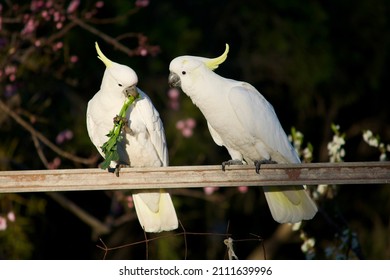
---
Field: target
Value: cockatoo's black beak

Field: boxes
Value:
[123,85,138,98]
[168,72,181,88]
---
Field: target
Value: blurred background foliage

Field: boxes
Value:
[0,0,389,259]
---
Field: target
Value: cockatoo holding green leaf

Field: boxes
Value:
[168,44,317,223]
[87,42,178,232]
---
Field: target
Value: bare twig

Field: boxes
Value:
[85,9,140,25]
[47,192,110,238]
[68,16,137,57]
[0,99,98,166]
[31,134,50,168]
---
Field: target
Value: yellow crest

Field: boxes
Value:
[95,42,113,68]
[205,44,229,70]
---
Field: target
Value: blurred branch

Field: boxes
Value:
[31,132,109,239]
[31,133,50,168]
[47,192,110,239]
[69,16,137,57]
[0,99,98,166]
[86,8,140,25]
[247,223,294,260]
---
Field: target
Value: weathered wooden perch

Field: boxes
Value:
[0,162,389,193]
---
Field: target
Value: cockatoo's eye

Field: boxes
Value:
[182,71,186,75]
[118,83,123,87]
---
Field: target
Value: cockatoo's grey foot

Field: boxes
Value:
[113,163,130,177]
[221,159,243,171]
[254,159,277,174]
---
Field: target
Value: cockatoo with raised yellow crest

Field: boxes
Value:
[87,42,178,232]
[168,44,317,223]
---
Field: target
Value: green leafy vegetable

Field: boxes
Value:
[100,89,140,169]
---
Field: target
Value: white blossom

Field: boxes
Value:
[303,147,312,161]
[327,134,346,162]
[291,221,302,231]
[368,137,379,147]
[363,130,373,143]
[317,184,328,195]
[301,238,316,253]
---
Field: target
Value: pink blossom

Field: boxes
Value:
[53,11,61,22]
[41,10,50,20]
[204,186,219,195]
[95,1,104,8]
[45,0,53,8]
[70,55,78,63]
[48,157,61,169]
[56,129,74,144]
[5,65,16,75]
[139,48,148,56]
[52,41,63,51]
[135,0,150,8]
[66,0,80,14]
[176,120,185,130]
[127,196,134,209]
[169,100,180,110]
[0,216,7,231]
[176,118,197,138]
[21,18,38,35]
[181,127,193,138]
[7,211,16,222]
[168,88,180,100]
[237,186,248,193]
[186,118,196,129]
[168,89,180,110]
[30,0,44,11]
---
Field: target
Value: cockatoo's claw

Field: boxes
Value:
[254,159,277,174]
[114,163,130,177]
[221,159,243,171]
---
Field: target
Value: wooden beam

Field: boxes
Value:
[0,162,389,193]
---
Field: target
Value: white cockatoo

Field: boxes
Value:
[168,44,317,223]
[87,42,178,232]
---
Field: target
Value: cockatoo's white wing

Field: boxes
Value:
[227,82,300,164]
[226,83,317,223]
[207,121,224,147]
[129,90,177,232]
[133,90,169,166]
[86,98,108,159]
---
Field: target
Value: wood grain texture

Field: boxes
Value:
[0,162,389,193]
